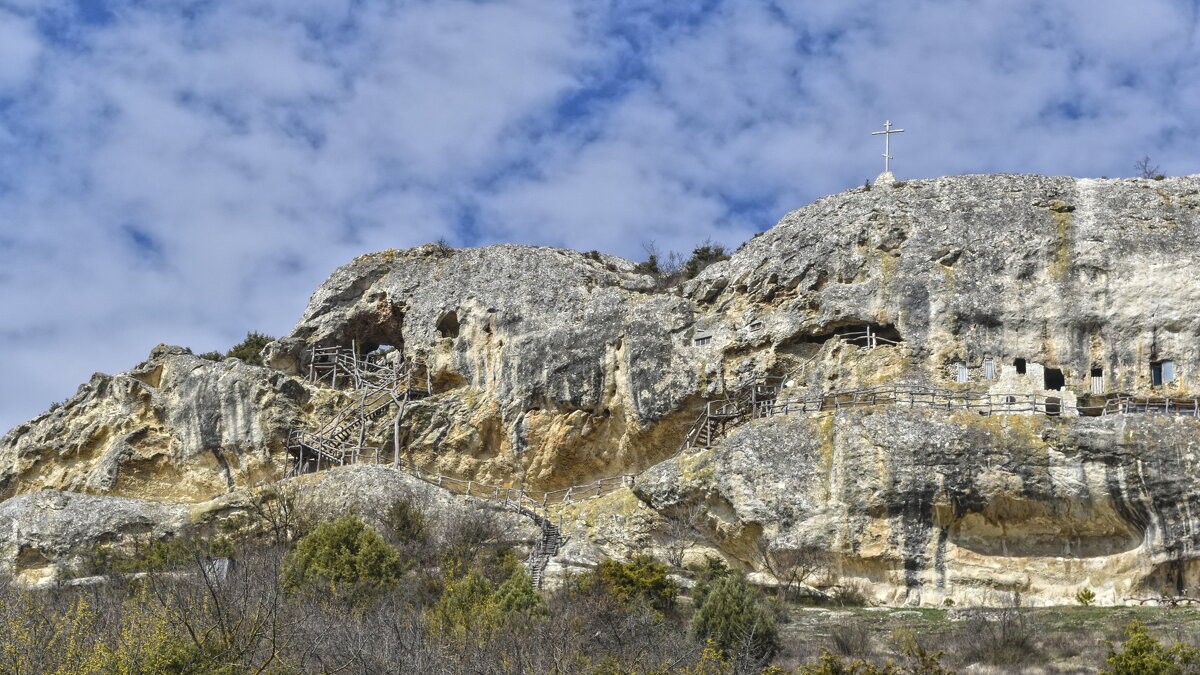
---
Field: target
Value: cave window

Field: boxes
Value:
[1090,367,1104,395]
[694,336,712,346]
[1044,367,1065,391]
[1014,358,1027,375]
[436,311,460,339]
[955,363,968,383]
[984,359,995,380]
[1152,360,1175,386]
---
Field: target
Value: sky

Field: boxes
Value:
[2,0,1199,432]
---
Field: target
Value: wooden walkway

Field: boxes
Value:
[287,338,1200,586]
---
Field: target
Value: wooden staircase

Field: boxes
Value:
[504,497,566,590]
[286,348,431,475]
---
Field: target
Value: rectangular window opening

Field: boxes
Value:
[984,359,995,380]
[1152,360,1175,386]
[955,363,968,383]
[1014,358,1027,375]
[694,336,712,346]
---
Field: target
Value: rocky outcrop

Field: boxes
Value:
[0,345,309,502]
[291,244,708,490]
[687,174,1200,394]
[636,407,1200,606]
[0,465,534,585]
[5,173,1200,605]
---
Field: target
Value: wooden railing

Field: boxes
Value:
[289,340,1200,512]
[755,387,1200,419]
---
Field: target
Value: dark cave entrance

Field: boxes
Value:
[1044,367,1065,391]
[436,311,461,339]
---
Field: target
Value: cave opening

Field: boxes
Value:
[1090,367,1104,394]
[436,311,461,339]
[1044,367,1065,391]
[1014,358,1027,375]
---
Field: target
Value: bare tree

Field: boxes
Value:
[1135,155,1162,179]
[753,536,832,601]
[661,502,707,568]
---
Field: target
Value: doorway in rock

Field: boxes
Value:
[1014,358,1027,375]
[1090,367,1104,395]
[1044,367,1065,391]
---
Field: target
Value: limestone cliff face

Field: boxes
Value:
[4,173,1200,605]
[636,408,1200,606]
[687,174,1200,393]
[0,345,308,502]
[289,244,707,489]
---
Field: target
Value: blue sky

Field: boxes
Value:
[2,0,1199,432]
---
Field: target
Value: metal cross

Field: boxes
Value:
[871,120,905,173]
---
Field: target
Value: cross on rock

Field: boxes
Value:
[871,120,905,174]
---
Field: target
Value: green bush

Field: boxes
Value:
[683,242,730,280]
[427,569,501,640]
[1103,621,1200,674]
[281,514,407,597]
[224,331,274,366]
[1075,587,1096,606]
[689,554,732,610]
[593,555,678,612]
[383,498,428,547]
[633,254,661,276]
[494,569,546,616]
[690,573,779,663]
[196,351,224,362]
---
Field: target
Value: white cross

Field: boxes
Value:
[871,120,905,173]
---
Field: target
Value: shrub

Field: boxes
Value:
[832,579,870,607]
[830,620,874,657]
[196,351,224,361]
[224,331,274,366]
[683,241,730,280]
[1076,587,1096,606]
[955,606,1037,668]
[690,554,732,610]
[797,646,955,674]
[633,254,661,276]
[1103,621,1200,674]
[280,514,407,597]
[594,555,678,612]
[494,569,546,616]
[383,498,427,548]
[427,569,502,640]
[690,574,779,664]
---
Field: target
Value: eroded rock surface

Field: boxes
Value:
[0,345,308,502]
[636,408,1200,606]
[0,465,534,585]
[5,173,1200,604]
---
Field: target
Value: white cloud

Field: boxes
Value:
[0,10,39,88]
[2,0,1200,431]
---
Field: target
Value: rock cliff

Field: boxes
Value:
[4,173,1200,605]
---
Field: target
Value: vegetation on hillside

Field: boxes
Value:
[3,492,1200,673]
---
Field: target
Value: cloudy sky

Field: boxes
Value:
[2,0,1198,432]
